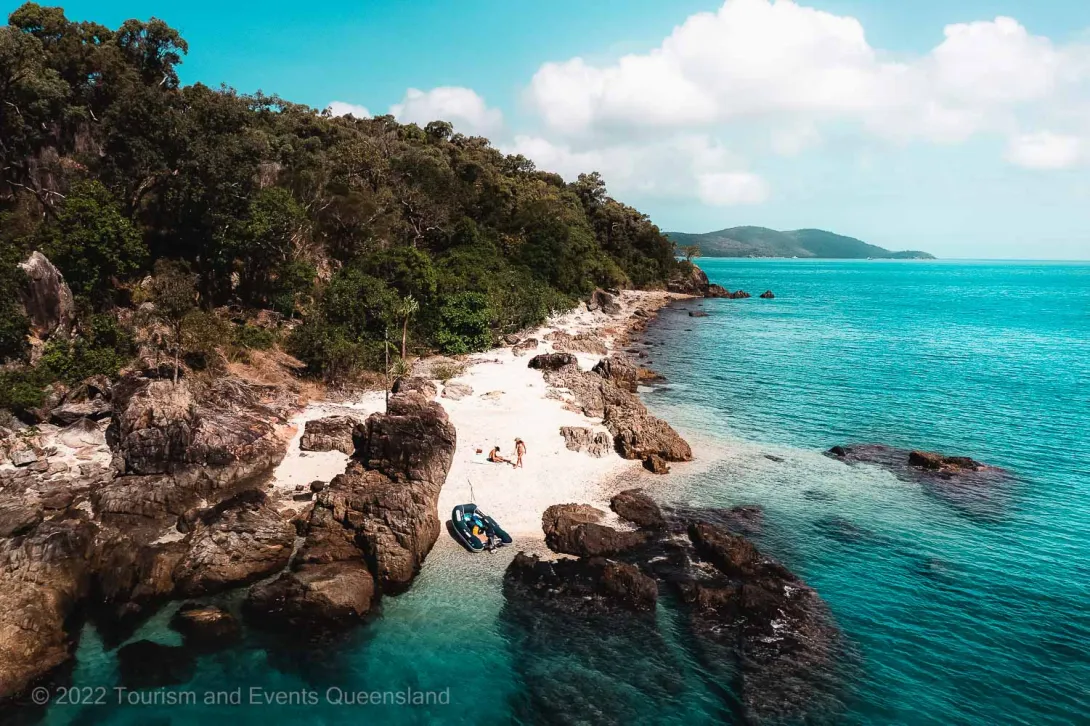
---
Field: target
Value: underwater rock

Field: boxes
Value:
[505,552,657,613]
[116,640,196,689]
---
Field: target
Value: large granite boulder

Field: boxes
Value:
[592,356,641,392]
[391,376,438,400]
[245,560,375,629]
[113,378,199,475]
[17,251,75,341]
[587,288,622,315]
[528,352,577,371]
[610,489,665,529]
[299,415,360,455]
[542,503,647,557]
[559,426,612,458]
[172,490,295,596]
[0,520,94,700]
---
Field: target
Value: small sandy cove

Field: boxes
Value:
[268,290,685,542]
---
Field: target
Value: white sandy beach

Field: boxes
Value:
[267,290,686,543]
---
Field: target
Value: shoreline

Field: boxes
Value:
[266,289,694,543]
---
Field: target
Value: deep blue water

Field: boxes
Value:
[27,259,1090,725]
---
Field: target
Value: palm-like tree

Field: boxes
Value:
[396,295,419,361]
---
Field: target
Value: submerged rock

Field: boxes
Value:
[505,553,657,613]
[246,561,375,630]
[759,290,775,299]
[116,640,196,689]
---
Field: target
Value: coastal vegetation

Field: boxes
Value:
[668,225,934,259]
[0,2,679,409]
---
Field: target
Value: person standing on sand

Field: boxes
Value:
[515,438,526,468]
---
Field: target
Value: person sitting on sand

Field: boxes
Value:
[514,438,526,468]
[487,446,510,464]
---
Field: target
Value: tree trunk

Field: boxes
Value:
[401,316,409,360]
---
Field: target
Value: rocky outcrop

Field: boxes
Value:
[505,553,657,613]
[592,356,640,392]
[543,359,691,463]
[391,376,438,399]
[610,489,665,528]
[247,392,456,630]
[172,491,295,596]
[587,288,622,315]
[245,560,375,629]
[643,454,670,474]
[559,426,612,458]
[440,382,473,400]
[826,444,1009,519]
[169,603,240,649]
[759,290,775,299]
[503,497,841,724]
[706,285,751,299]
[908,450,983,472]
[0,520,95,700]
[547,330,608,355]
[511,338,539,356]
[17,251,75,342]
[668,263,710,295]
[299,415,361,455]
[542,504,647,557]
[528,352,578,371]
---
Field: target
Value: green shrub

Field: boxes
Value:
[434,292,492,355]
[287,319,380,380]
[0,368,47,411]
[233,324,277,351]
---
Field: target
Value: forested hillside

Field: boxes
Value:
[0,3,679,410]
[669,226,934,259]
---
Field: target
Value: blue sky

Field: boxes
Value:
[9,0,1090,259]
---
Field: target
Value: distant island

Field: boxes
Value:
[668,226,935,260]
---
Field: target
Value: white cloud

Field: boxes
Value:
[1005,132,1085,169]
[326,101,371,118]
[524,0,1090,166]
[391,87,503,136]
[697,172,770,206]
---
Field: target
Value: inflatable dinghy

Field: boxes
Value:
[451,503,512,552]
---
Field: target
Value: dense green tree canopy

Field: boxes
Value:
[0,2,680,382]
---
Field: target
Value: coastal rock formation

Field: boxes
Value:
[528,352,577,371]
[505,491,841,724]
[171,491,295,596]
[246,560,375,629]
[610,488,664,528]
[169,603,240,648]
[592,355,640,392]
[0,520,95,700]
[559,426,612,458]
[542,359,691,463]
[705,286,751,299]
[247,392,456,630]
[667,263,710,295]
[17,252,75,342]
[542,503,647,557]
[116,640,196,689]
[299,415,361,455]
[505,553,657,613]
[826,443,1010,518]
[391,376,438,400]
[587,288,622,315]
[511,338,539,356]
[759,290,775,299]
[643,453,670,474]
[546,330,609,355]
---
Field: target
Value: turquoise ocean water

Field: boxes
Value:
[24,259,1090,725]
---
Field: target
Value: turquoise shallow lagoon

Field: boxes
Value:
[31,259,1090,725]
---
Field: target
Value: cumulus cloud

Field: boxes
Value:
[391,87,503,136]
[1005,132,1085,169]
[326,101,371,118]
[525,0,1090,167]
